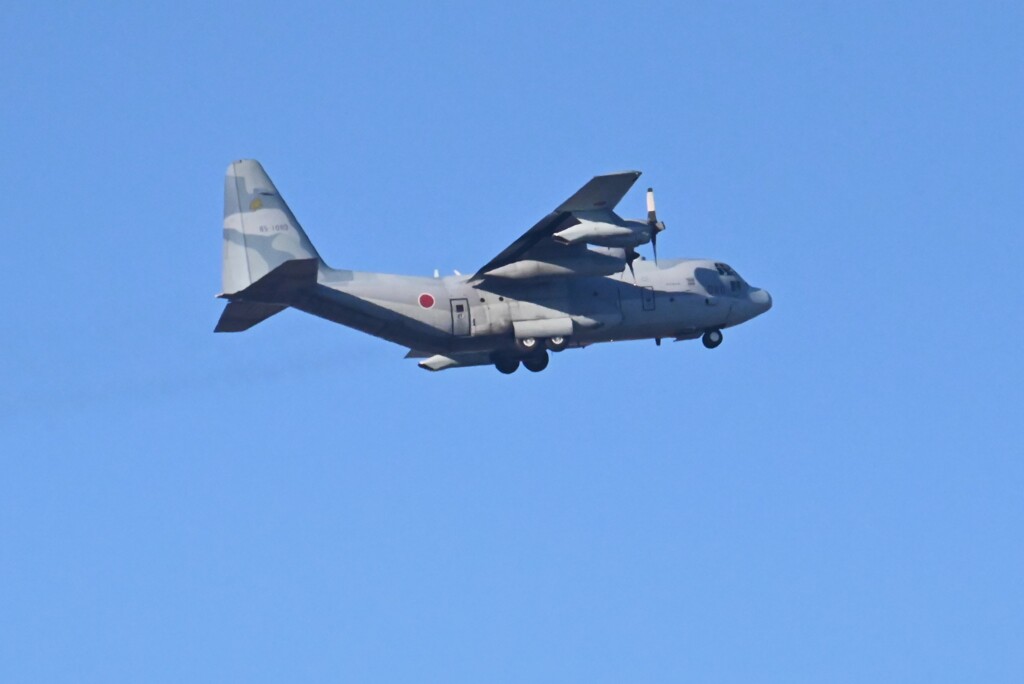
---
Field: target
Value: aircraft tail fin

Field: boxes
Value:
[222,159,323,296]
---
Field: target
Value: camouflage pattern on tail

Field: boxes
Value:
[221,159,322,295]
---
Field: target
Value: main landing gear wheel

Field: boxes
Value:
[516,337,539,353]
[522,351,550,373]
[702,329,723,349]
[546,336,568,352]
[494,357,520,374]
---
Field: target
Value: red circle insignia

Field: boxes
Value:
[418,293,435,309]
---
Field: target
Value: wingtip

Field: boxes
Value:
[595,170,642,178]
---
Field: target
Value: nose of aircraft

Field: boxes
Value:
[750,288,772,313]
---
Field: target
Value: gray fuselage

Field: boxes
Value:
[291,257,772,356]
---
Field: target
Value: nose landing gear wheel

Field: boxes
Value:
[546,336,568,352]
[522,351,550,373]
[494,357,520,374]
[702,329,723,349]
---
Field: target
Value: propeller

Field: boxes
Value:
[625,248,640,282]
[646,187,667,264]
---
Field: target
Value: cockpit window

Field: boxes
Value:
[715,262,747,290]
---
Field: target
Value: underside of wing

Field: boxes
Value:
[473,171,641,280]
[473,211,578,278]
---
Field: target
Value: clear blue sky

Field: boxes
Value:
[2,2,1022,681]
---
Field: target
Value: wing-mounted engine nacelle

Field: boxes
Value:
[553,217,653,250]
[554,187,668,262]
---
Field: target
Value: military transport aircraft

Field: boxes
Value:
[215,160,771,373]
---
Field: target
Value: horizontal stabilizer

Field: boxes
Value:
[214,258,319,332]
[224,258,319,304]
[215,302,287,332]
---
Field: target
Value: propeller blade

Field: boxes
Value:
[625,248,639,282]
[646,187,665,265]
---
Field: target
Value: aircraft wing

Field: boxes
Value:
[473,171,641,278]
[553,171,642,213]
